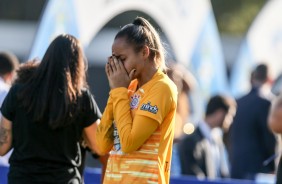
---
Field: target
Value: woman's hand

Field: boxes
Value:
[105,56,135,89]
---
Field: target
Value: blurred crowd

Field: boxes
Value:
[167,61,282,183]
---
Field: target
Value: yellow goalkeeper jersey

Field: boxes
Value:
[97,69,177,184]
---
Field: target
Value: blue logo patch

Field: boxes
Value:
[130,94,140,109]
[140,102,158,114]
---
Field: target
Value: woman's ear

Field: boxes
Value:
[142,45,150,59]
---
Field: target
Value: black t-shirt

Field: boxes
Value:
[0,84,102,184]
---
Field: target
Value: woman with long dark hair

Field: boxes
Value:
[0,34,102,184]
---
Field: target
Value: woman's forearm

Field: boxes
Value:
[96,97,115,155]
[0,117,12,156]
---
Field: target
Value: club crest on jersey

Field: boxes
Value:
[140,102,158,114]
[130,94,140,109]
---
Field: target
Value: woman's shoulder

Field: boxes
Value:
[80,88,92,97]
[154,73,177,92]
[79,88,96,104]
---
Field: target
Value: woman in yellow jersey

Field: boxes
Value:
[96,17,178,184]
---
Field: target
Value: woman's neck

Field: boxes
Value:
[137,65,158,88]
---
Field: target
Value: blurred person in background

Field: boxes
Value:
[178,95,236,179]
[229,63,277,180]
[0,51,19,166]
[96,17,178,184]
[0,34,105,184]
[167,62,195,143]
[167,62,196,177]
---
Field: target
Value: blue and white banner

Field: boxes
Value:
[189,11,229,97]
[230,0,282,98]
[188,3,229,119]
[29,0,80,60]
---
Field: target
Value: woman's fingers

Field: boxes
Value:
[118,60,129,75]
[105,63,110,76]
[106,55,131,89]
[110,57,118,72]
[105,57,113,76]
[111,57,127,76]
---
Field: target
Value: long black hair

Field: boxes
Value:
[18,34,87,129]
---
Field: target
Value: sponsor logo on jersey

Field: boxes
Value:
[140,102,158,114]
[130,94,140,109]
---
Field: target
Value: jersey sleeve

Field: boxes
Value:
[136,82,176,124]
[110,84,176,153]
[96,95,115,155]
[1,84,18,121]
